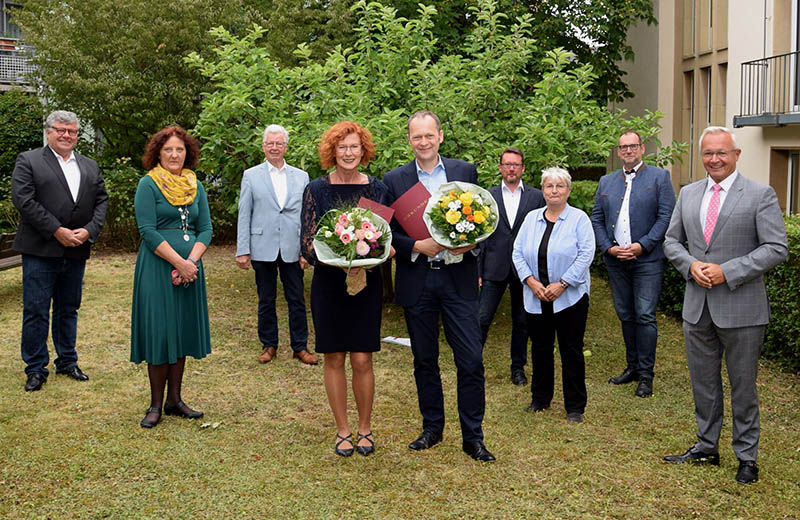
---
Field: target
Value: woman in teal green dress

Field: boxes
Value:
[131,126,212,429]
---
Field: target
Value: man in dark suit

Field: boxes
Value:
[663,126,787,484]
[384,110,494,462]
[11,110,108,392]
[591,130,675,398]
[478,147,544,386]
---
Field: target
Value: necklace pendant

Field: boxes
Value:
[183,234,190,242]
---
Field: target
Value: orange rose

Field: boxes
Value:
[462,205,472,215]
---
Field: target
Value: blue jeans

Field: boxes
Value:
[478,274,528,373]
[21,254,86,376]
[605,257,665,379]
[252,255,308,352]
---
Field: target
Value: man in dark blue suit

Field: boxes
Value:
[478,147,544,386]
[384,111,494,462]
[591,130,675,398]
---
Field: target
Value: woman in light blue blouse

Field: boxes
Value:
[512,167,595,423]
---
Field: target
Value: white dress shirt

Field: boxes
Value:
[614,161,641,247]
[268,160,288,210]
[700,170,738,228]
[501,180,524,228]
[50,147,80,202]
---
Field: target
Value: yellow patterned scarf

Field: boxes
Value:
[146,164,197,206]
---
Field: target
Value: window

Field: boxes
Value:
[1,1,23,39]
[790,152,800,215]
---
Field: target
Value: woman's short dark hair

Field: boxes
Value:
[142,126,201,170]
[318,121,376,170]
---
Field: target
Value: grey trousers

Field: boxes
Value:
[683,303,764,461]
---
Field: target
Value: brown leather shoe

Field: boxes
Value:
[292,349,318,365]
[258,347,277,363]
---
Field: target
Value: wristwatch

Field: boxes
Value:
[559,279,568,289]
[188,256,201,268]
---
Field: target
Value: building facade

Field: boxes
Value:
[616,0,800,215]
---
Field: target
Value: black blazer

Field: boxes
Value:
[11,146,108,259]
[478,184,544,281]
[384,157,480,307]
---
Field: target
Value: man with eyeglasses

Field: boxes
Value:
[662,126,787,484]
[236,124,315,366]
[477,147,544,386]
[11,110,108,392]
[591,130,675,398]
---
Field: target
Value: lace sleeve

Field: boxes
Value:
[300,182,318,265]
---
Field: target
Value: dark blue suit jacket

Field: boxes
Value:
[591,164,675,263]
[384,157,479,307]
[479,183,544,281]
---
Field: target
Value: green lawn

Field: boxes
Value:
[0,245,798,519]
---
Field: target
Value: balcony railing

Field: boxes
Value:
[734,50,800,127]
[0,39,34,87]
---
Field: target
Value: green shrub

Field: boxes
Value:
[764,215,800,370]
[98,158,144,251]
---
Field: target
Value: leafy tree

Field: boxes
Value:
[0,89,42,199]
[13,0,355,160]
[188,0,682,219]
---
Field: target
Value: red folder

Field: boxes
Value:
[357,197,395,224]
[389,181,431,240]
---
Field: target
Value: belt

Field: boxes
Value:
[428,260,445,270]
[157,227,196,232]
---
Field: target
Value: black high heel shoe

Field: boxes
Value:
[163,400,203,419]
[140,407,161,429]
[356,431,375,456]
[335,433,354,457]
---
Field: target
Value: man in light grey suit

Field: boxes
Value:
[663,126,788,484]
[236,125,316,365]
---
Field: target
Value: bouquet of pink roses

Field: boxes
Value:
[313,207,392,269]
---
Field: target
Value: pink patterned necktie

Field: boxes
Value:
[703,184,722,244]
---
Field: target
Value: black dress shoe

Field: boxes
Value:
[55,365,89,381]
[163,401,203,419]
[567,412,584,423]
[24,373,46,392]
[609,367,638,385]
[140,407,162,429]
[635,377,653,398]
[408,430,443,451]
[335,433,354,457]
[736,460,758,484]
[356,431,375,457]
[462,441,496,462]
[663,447,720,465]
[524,402,548,413]
[511,371,527,386]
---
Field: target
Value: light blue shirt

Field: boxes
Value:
[416,156,447,262]
[512,204,596,314]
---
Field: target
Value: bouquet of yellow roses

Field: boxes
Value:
[423,181,498,250]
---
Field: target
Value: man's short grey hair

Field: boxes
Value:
[541,166,572,189]
[45,110,79,129]
[699,126,738,150]
[263,124,289,144]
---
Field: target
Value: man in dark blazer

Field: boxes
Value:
[384,111,494,462]
[11,110,108,392]
[478,147,544,386]
[663,126,787,484]
[591,130,675,398]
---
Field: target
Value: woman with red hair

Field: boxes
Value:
[301,121,392,457]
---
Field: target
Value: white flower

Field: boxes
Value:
[364,230,374,240]
[473,195,483,205]
[324,230,333,238]
[448,200,462,211]
[449,232,456,239]
[467,222,475,232]
[455,221,466,233]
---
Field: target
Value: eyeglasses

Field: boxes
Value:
[337,144,362,153]
[500,162,523,168]
[617,144,641,151]
[50,127,78,137]
[702,150,736,159]
[542,183,568,191]
[264,141,286,148]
